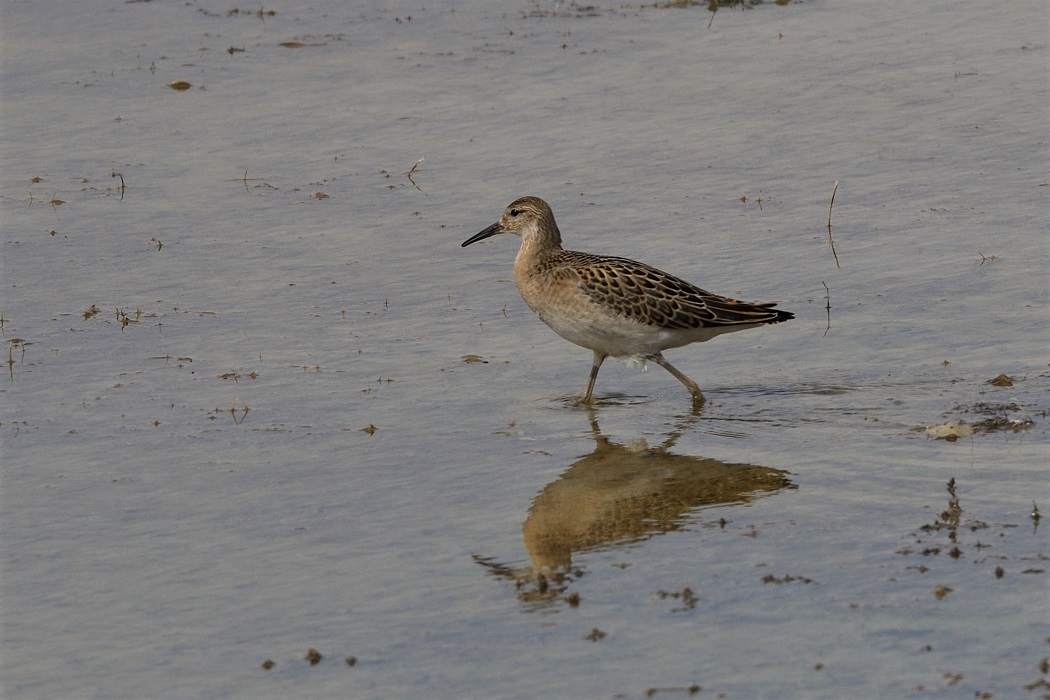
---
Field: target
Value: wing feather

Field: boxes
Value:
[561,252,793,330]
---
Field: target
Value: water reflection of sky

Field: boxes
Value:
[2,0,1047,697]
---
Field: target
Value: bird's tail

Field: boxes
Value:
[704,297,794,326]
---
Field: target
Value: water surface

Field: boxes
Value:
[1,0,1047,697]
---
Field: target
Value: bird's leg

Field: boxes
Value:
[580,351,608,404]
[648,353,705,404]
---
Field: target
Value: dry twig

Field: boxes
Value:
[826,181,840,268]
[405,156,426,193]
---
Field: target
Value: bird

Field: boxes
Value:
[462,196,793,405]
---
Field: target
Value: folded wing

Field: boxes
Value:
[569,254,793,330]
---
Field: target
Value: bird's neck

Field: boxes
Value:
[515,225,563,274]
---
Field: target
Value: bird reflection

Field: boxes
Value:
[475,412,793,607]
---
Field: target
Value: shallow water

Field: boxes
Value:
[2,0,1048,697]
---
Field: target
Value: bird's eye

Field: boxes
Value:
[509,208,520,217]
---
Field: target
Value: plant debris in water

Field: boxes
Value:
[924,400,1035,440]
[898,479,1044,572]
[987,373,1014,387]
[895,480,1047,691]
